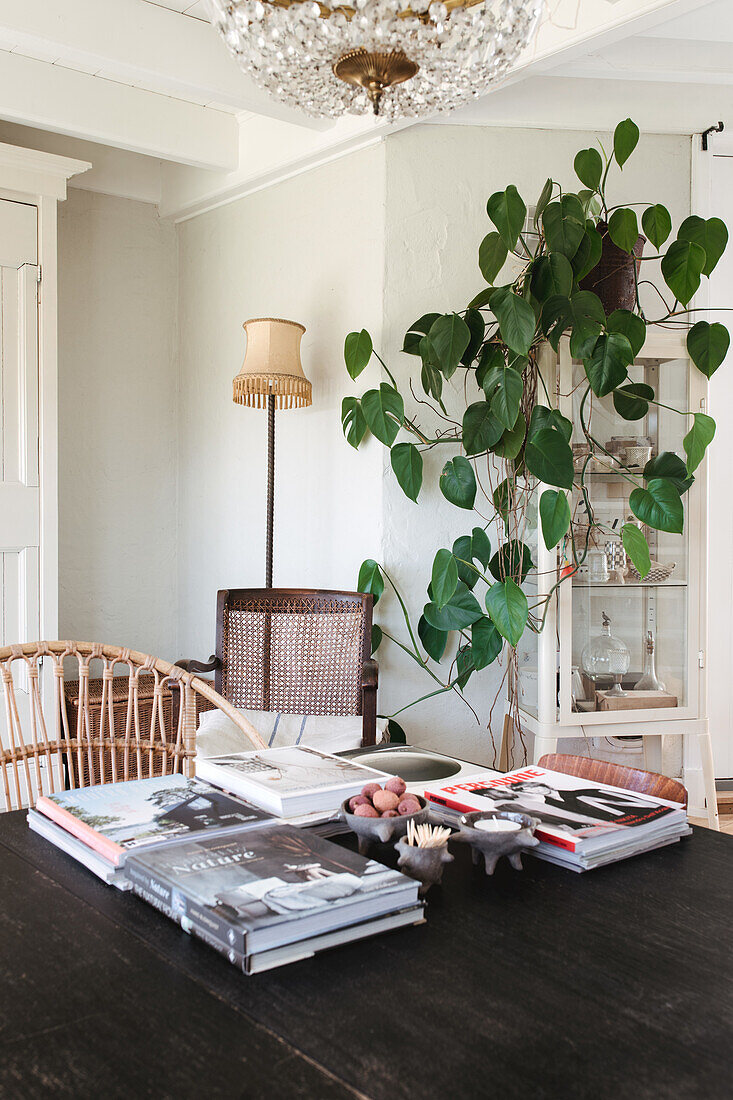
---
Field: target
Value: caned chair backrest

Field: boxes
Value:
[215,589,373,716]
[0,641,265,812]
[537,753,688,806]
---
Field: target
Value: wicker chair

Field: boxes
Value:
[537,753,688,806]
[178,589,378,746]
[0,641,266,813]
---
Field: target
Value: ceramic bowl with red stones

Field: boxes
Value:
[341,777,429,854]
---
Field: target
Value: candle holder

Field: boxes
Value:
[454,811,539,875]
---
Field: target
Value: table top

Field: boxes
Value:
[1,811,731,1100]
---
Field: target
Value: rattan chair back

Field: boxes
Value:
[0,641,266,812]
[537,753,688,806]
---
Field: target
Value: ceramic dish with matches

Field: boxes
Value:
[341,777,429,854]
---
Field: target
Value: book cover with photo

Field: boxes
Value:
[35,775,273,866]
[126,824,419,954]
[424,766,687,856]
[195,745,390,815]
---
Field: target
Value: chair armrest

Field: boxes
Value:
[361,659,379,746]
[175,654,221,675]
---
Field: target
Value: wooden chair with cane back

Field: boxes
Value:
[178,589,379,746]
[537,753,688,806]
[0,641,266,813]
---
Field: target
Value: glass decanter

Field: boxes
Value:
[581,611,630,697]
[634,630,665,692]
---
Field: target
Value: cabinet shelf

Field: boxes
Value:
[572,582,687,590]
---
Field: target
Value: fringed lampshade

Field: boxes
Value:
[233,317,312,410]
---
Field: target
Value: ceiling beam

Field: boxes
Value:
[0,51,238,169]
[0,0,326,130]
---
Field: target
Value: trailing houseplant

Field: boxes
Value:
[340,120,729,749]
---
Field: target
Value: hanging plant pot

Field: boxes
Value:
[580,220,645,315]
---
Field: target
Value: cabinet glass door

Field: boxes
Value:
[568,353,689,717]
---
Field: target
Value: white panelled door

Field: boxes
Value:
[0,198,40,653]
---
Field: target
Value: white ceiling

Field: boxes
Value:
[0,0,728,220]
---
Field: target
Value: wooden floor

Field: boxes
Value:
[690,813,733,834]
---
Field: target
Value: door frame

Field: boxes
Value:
[0,144,90,645]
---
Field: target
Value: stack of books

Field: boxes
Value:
[423,764,690,871]
[29,747,423,972]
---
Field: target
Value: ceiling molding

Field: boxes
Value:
[0,139,90,199]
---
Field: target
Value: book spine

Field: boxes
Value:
[182,921,247,973]
[35,796,124,865]
[125,860,247,954]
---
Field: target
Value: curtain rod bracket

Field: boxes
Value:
[702,121,724,151]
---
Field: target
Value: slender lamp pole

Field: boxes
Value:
[232,318,312,587]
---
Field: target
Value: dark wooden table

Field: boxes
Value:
[0,812,731,1100]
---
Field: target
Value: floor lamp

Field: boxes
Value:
[232,317,312,587]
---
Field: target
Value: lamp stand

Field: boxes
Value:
[265,393,275,588]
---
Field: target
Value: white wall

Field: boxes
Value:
[175,144,385,661]
[58,189,178,656]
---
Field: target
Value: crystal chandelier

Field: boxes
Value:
[207,0,545,121]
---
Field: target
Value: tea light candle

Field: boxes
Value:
[473,818,521,833]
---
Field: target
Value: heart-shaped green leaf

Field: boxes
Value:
[644,451,693,495]
[621,523,651,579]
[614,118,639,168]
[344,329,373,379]
[534,178,554,227]
[531,253,574,302]
[490,286,537,357]
[462,401,504,455]
[528,405,573,443]
[452,527,491,590]
[390,441,423,502]
[461,308,485,366]
[455,644,475,689]
[493,411,526,460]
[687,321,730,378]
[540,489,571,549]
[584,332,634,397]
[341,397,367,449]
[629,479,684,534]
[488,365,524,430]
[606,309,646,357]
[361,384,404,446]
[683,412,715,474]
[478,232,509,285]
[485,578,528,647]
[431,548,459,610]
[424,581,483,631]
[641,205,672,249]
[661,239,706,305]
[542,199,585,258]
[370,624,382,654]
[486,184,526,249]
[493,479,511,526]
[358,559,384,603]
[419,336,444,403]
[472,617,503,669]
[429,313,471,377]
[543,291,605,357]
[489,539,534,584]
[468,287,494,310]
[572,223,603,281]
[440,455,477,509]
[402,313,440,356]
[418,614,449,662]
[613,382,654,421]
[574,148,603,190]
[608,208,640,253]
[524,427,574,489]
[678,215,728,277]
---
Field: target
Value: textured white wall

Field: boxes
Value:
[377,124,691,765]
[58,189,178,656]
[175,144,385,662]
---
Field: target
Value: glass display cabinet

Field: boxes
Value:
[517,329,718,826]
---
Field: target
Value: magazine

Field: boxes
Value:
[195,745,390,815]
[35,775,272,867]
[423,765,687,863]
[126,823,419,954]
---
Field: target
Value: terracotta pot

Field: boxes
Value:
[580,220,645,315]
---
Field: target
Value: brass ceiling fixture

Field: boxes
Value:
[207,0,545,121]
